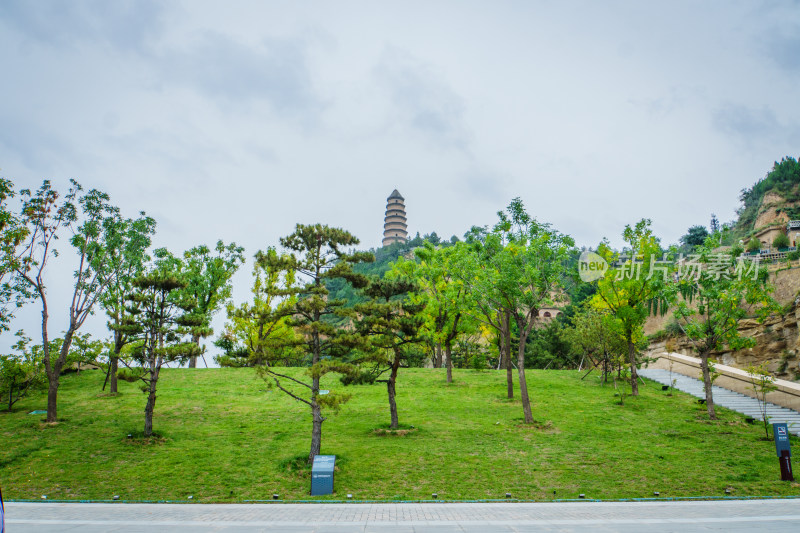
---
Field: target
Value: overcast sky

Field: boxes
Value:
[1,0,798,359]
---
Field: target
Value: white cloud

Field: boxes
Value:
[1,0,799,360]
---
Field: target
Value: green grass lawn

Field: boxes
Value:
[2,367,798,502]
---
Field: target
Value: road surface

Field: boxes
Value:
[6,499,800,532]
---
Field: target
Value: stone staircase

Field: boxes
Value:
[639,368,800,436]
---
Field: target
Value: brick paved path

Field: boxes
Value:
[7,499,800,532]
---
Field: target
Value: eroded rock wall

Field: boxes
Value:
[647,307,800,380]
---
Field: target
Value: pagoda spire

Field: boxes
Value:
[382,190,408,246]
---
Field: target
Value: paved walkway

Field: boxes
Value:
[6,499,800,532]
[639,368,800,436]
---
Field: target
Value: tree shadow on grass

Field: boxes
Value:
[513,419,559,433]
[123,430,168,446]
[372,425,419,437]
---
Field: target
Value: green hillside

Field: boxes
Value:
[2,368,798,502]
[735,156,800,235]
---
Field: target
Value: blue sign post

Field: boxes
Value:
[773,423,794,481]
[310,455,336,495]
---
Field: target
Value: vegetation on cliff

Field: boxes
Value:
[736,157,800,233]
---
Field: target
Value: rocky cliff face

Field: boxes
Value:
[645,265,800,333]
[754,191,791,229]
[645,265,800,381]
[647,304,800,381]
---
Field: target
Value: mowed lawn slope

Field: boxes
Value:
[1,367,798,501]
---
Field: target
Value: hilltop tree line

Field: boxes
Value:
[0,173,784,463]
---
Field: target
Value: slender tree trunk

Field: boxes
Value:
[43,325,78,423]
[434,343,443,368]
[495,335,502,370]
[308,305,324,464]
[144,377,157,438]
[503,312,513,399]
[445,342,453,383]
[517,366,534,423]
[45,338,73,423]
[102,364,111,391]
[45,370,59,422]
[627,333,639,397]
[108,333,123,393]
[309,399,323,463]
[387,359,400,429]
[188,334,200,368]
[699,352,717,420]
[143,360,161,437]
[517,318,534,424]
[110,355,119,394]
[39,295,60,423]
[444,315,460,384]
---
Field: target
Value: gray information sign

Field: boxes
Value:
[774,423,791,457]
[310,455,336,495]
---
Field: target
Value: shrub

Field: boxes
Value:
[469,351,488,371]
[746,238,761,253]
[117,367,145,383]
[665,320,683,337]
[773,233,790,250]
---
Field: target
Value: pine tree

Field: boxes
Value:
[124,268,202,437]
[257,224,372,463]
[350,277,426,429]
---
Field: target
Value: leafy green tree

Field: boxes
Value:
[257,224,372,463]
[100,214,156,393]
[592,219,667,397]
[125,267,203,437]
[0,178,32,332]
[67,332,107,374]
[494,205,574,423]
[16,180,121,423]
[524,319,571,369]
[222,247,302,367]
[563,306,626,383]
[671,240,777,419]
[393,242,476,382]
[459,226,515,398]
[680,225,709,249]
[423,232,441,245]
[0,331,45,410]
[710,214,720,234]
[465,199,574,423]
[212,329,251,367]
[180,240,245,368]
[349,277,426,429]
